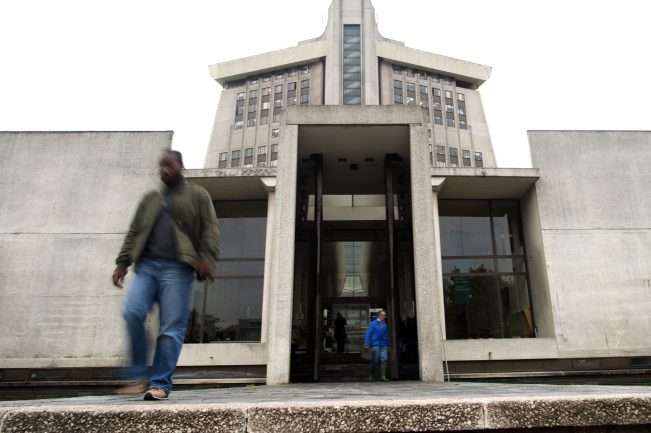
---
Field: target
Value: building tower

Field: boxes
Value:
[204,0,494,170]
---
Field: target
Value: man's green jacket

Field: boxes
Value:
[115,178,220,271]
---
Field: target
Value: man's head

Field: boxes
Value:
[159,150,184,185]
[378,310,387,322]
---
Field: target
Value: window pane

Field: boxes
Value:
[439,215,492,256]
[218,217,267,258]
[186,278,263,343]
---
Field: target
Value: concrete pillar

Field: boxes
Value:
[266,125,299,385]
[259,178,277,344]
[409,125,445,382]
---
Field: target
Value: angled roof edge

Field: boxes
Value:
[377,41,491,87]
[209,41,327,85]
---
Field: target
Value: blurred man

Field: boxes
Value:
[112,150,219,400]
[363,309,390,382]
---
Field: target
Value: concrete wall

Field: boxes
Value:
[0,131,170,368]
[529,130,651,358]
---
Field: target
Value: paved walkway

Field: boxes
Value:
[2,382,651,432]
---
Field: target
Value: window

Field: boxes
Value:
[249,90,257,99]
[248,103,257,113]
[420,85,428,94]
[257,146,267,165]
[235,106,244,115]
[263,75,271,82]
[432,88,441,97]
[249,78,258,85]
[343,25,362,104]
[474,152,483,168]
[406,96,415,105]
[237,92,245,101]
[302,65,311,74]
[449,147,458,165]
[392,64,403,74]
[443,76,454,85]
[431,75,440,83]
[185,201,267,343]
[288,69,297,77]
[288,82,296,91]
[436,145,446,163]
[247,118,256,127]
[275,72,284,80]
[261,101,270,110]
[447,118,455,127]
[460,120,467,129]
[407,83,416,92]
[301,79,310,89]
[287,96,296,106]
[458,107,465,116]
[218,152,228,168]
[439,200,532,340]
[274,99,282,108]
[231,150,241,167]
[434,115,443,125]
[462,150,471,166]
[244,147,254,167]
[275,85,283,94]
[271,128,280,139]
[445,90,452,99]
[234,120,243,130]
[262,87,271,96]
[446,104,454,113]
[270,144,278,166]
[394,94,403,104]
[393,80,403,90]
[433,101,441,110]
[273,113,280,123]
[300,94,309,104]
[457,93,465,101]
[260,116,269,125]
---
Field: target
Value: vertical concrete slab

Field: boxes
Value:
[0,131,170,368]
[260,178,277,344]
[266,125,298,384]
[409,125,445,381]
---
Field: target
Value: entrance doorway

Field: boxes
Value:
[290,139,417,382]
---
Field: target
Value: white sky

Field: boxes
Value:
[1,0,650,169]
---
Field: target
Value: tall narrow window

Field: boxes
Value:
[218,152,228,168]
[270,144,278,167]
[257,146,267,166]
[244,147,254,167]
[343,25,361,105]
[231,150,241,168]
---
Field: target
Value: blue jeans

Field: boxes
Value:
[371,346,388,366]
[123,258,195,394]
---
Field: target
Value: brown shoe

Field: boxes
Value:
[116,380,148,395]
[144,387,168,401]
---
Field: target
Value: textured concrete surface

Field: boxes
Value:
[0,131,170,370]
[1,382,651,432]
[528,131,651,359]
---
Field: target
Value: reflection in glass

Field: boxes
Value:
[443,275,533,339]
[321,241,387,297]
[442,258,494,274]
[440,200,533,340]
[186,211,266,343]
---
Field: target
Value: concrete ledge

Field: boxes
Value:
[2,382,651,433]
[0,406,246,433]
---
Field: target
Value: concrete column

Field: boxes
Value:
[409,125,445,382]
[266,125,299,385]
[431,177,448,376]
[259,178,277,344]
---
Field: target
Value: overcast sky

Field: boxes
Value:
[1,0,650,168]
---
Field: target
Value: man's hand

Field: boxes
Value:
[196,257,214,280]
[112,269,127,288]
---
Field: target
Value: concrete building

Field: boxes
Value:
[0,0,649,387]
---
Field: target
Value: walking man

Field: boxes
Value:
[112,150,220,400]
[363,309,390,381]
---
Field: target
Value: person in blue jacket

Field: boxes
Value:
[363,309,389,381]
